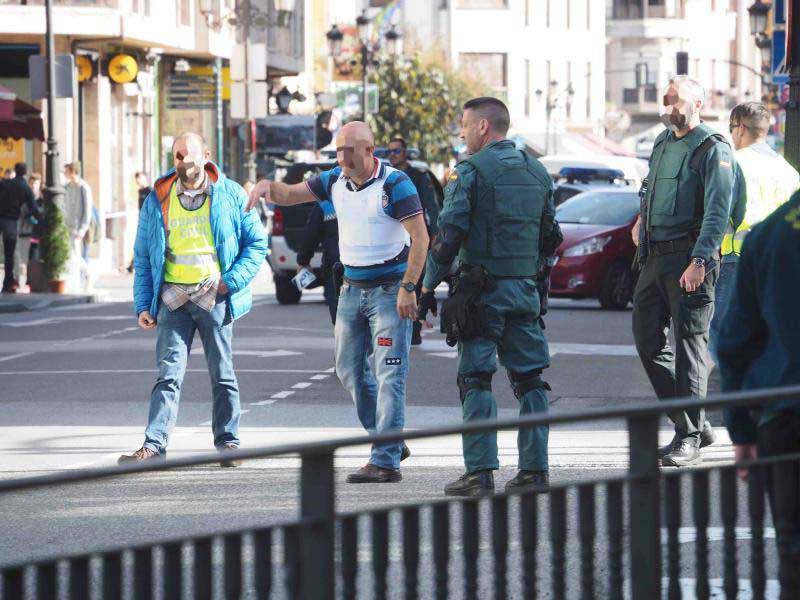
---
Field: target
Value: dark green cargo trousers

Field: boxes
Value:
[632,248,718,441]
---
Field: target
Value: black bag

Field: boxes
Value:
[440,265,497,347]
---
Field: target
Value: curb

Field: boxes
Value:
[0,294,98,314]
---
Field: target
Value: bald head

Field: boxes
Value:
[336,121,376,184]
[172,132,210,189]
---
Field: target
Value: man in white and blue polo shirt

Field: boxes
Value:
[249,121,429,483]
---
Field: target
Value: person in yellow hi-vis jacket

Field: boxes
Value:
[708,103,800,365]
[119,132,267,468]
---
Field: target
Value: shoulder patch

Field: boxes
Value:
[719,160,732,169]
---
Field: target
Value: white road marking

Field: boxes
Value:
[191,348,304,358]
[2,315,132,327]
[0,352,34,363]
[0,369,331,375]
[251,399,277,406]
[2,318,59,327]
[271,390,295,399]
[423,340,638,359]
[324,367,335,373]
[310,374,330,380]
[666,578,779,599]
[292,382,311,389]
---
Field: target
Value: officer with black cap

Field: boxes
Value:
[417,97,561,496]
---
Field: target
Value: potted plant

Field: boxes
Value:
[39,202,71,293]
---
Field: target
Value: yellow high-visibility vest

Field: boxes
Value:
[163,183,220,284]
[722,144,800,256]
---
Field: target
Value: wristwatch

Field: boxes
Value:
[691,257,706,268]
[401,281,417,293]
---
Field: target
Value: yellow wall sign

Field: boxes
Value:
[108,54,139,84]
[76,55,93,82]
[0,138,25,173]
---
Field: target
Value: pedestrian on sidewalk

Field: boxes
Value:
[127,171,154,273]
[0,162,36,293]
[717,189,800,597]
[631,76,736,467]
[249,121,428,483]
[387,137,440,346]
[417,97,559,496]
[17,172,44,287]
[119,132,267,467]
[708,102,799,364]
[63,162,93,291]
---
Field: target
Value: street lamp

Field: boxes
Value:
[747,0,771,36]
[325,14,402,122]
[755,32,772,66]
[326,24,344,56]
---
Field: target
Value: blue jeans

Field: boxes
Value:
[334,279,411,470]
[143,298,240,454]
[708,259,737,366]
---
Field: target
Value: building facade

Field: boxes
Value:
[607,0,763,154]
[0,0,303,277]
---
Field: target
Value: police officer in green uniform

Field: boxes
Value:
[417,97,560,496]
[632,76,736,467]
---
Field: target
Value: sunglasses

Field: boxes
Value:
[388,148,404,155]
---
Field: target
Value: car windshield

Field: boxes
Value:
[556,191,639,226]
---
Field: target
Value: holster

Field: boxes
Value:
[535,265,552,317]
[440,265,497,347]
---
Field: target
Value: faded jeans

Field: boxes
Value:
[334,279,411,470]
[143,297,240,454]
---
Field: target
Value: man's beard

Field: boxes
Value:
[177,162,203,185]
[661,105,693,132]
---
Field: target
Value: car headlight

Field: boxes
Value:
[562,236,612,257]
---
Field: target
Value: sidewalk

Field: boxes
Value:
[0,262,276,313]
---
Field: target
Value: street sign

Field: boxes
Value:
[28,54,75,100]
[772,30,789,85]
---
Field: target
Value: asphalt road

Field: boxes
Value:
[0,282,781,598]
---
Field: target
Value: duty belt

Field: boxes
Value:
[647,235,697,257]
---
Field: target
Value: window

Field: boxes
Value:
[612,0,643,19]
[456,0,507,7]
[178,0,191,26]
[525,59,531,117]
[459,53,507,95]
[566,61,572,118]
[586,62,591,119]
[132,0,150,14]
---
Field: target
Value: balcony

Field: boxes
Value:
[266,3,304,77]
[622,85,659,115]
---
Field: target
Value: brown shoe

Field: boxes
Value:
[219,444,241,468]
[118,447,163,464]
[346,463,402,483]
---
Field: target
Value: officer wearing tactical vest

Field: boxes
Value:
[708,102,800,365]
[418,97,560,496]
[631,76,736,467]
[120,132,267,467]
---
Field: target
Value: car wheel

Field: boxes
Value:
[275,274,302,305]
[599,262,633,310]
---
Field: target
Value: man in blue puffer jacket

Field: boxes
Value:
[119,132,267,467]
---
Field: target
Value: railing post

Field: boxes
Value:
[300,450,335,600]
[627,415,662,599]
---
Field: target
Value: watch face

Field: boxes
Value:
[402,282,416,292]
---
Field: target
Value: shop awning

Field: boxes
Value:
[0,84,45,142]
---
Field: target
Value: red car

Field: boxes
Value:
[549,188,640,310]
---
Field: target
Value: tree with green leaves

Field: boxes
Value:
[368,54,487,165]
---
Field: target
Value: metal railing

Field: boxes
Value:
[1,386,799,599]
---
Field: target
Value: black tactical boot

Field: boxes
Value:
[505,470,550,494]
[661,439,702,467]
[444,470,494,497]
[659,421,715,458]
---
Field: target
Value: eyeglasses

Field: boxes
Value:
[729,122,746,133]
[387,148,404,155]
